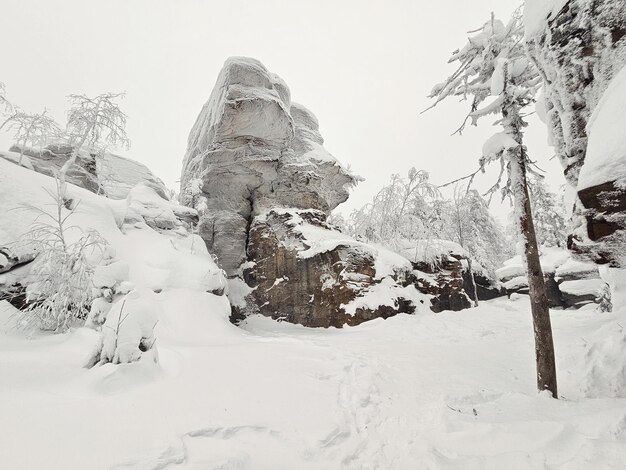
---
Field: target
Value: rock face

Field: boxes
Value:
[408,242,504,313]
[526,0,626,265]
[1,145,169,201]
[526,0,626,188]
[180,57,357,276]
[241,209,417,328]
[572,65,626,265]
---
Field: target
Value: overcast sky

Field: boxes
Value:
[1,0,562,222]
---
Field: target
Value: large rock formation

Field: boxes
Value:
[525,0,626,265]
[180,57,356,276]
[181,57,424,327]
[574,65,626,265]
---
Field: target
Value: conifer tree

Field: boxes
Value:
[427,10,558,397]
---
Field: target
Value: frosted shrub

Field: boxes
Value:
[18,179,107,332]
[97,288,159,365]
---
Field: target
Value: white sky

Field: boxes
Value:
[1,0,563,223]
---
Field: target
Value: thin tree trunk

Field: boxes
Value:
[500,64,558,398]
[466,258,479,307]
[510,136,558,398]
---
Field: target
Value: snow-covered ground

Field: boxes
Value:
[1,294,625,470]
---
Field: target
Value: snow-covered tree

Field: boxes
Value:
[348,168,439,245]
[528,175,567,248]
[19,179,107,332]
[427,10,558,398]
[61,92,130,191]
[448,189,511,305]
[1,109,61,165]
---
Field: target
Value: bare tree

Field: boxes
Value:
[60,92,130,191]
[1,109,61,165]
[426,10,558,397]
[348,168,439,244]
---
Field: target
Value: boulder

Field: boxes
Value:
[0,245,35,274]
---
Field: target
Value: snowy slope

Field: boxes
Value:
[0,158,224,294]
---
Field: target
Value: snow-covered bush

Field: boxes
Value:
[18,178,107,332]
[97,288,160,365]
[86,252,135,329]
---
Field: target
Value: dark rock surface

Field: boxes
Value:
[239,209,416,328]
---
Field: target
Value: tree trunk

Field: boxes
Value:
[511,146,558,398]
[466,258,479,307]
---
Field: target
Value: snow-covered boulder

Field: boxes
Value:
[125,183,198,231]
[240,209,421,327]
[180,57,358,276]
[98,288,160,365]
[496,247,607,309]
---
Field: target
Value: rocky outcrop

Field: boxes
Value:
[496,248,608,309]
[178,57,428,327]
[409,244,504,313]
[180,57,357,276]
[239,209,417,327]
[124,184,198,232]
[526,0,626,188]
[1,145,169,200]
[526,0,626,266]
[0,245,35,274]
[571,65,626,265]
